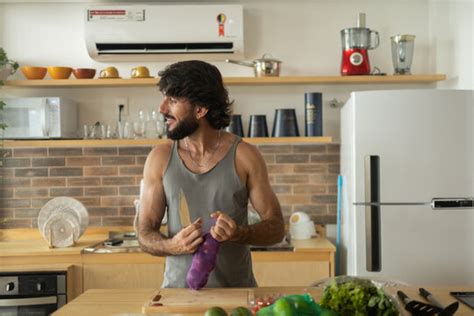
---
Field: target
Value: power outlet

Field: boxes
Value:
[115,97,129,119]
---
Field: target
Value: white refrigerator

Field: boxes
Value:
[340,89,474,285]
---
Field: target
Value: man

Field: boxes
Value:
[138,60,284,288]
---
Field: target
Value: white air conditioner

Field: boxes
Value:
[84,4,244,62]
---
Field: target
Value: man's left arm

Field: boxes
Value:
[210,142,285,245]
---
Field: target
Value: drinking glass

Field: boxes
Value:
[133,121,146,139]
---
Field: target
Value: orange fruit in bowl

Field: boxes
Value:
[21,66,47,80]
[47,66,73,79]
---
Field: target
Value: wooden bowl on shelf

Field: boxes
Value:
[47,66,73,79]
[73,68,96,79]
[21,66,47,80]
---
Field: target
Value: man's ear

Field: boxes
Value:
[195,105,209,119]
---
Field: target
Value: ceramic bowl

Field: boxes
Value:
[47,66,73,79]
[20,66,47,80]
[73,68,96,79]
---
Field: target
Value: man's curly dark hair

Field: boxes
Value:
[158,60,233,129]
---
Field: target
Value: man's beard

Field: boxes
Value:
[166,113,199,140]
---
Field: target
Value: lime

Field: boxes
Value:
[273,297,296,316]
[205,306,228,316]
[230,306,252,316]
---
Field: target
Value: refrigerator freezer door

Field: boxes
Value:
[343,89,474,285]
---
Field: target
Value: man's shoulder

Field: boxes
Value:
[147,140,174,165]
[236,139,263,165]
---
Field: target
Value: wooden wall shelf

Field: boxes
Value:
[3,136,333,148]
[4,75,446,88]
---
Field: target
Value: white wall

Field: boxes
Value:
[429,0,474,89]
[0,0,437,140]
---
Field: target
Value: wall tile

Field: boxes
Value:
[32,178,66,187]
[84,166,118,176]
[15,168,48,177]
[32,158,66,167]
[101,196,136,206]
[102,216,134,226]
[76,197,101,207]
[293,185,326,194]
[276,154,309,163]
[84,147,117,156]
[119,186,139,196]
[267,164,293,174]
[102,156,135,165]
[66,157,101,166]
[0,189,14,198]
[4,158,31,168]
[15,188,48,198]
[0,219,32,229]
[119,206,136,216]
[119,166,143,176]
[294,164,327,173]
[50,167,83,177]
[14,208,40,218]
[0,199,30,208]
[31,198,51,208]
[67,177,101,186]
[275,174,309,184]
[257,145,291,153]
[310,154,339,163]
[118,147,152,156]
[292,144,326,153]
[48,148,82,156]
[13,148,47,157]
[85,187,118,196]
[87,207,118,216]
[50,187,84,197]
[1,178,31,187]
[102,176,136,186]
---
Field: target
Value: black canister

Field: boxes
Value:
[272,108,299,137]
[248,115,269,137]
[304,92,323,136]
[225,114,244,137]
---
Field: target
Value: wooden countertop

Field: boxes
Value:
[52,286,474,316]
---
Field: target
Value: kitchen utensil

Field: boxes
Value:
[73,68,96,79]
[225,114,244,137]
[99,66,120,79]
[248,115,269,137]
[179,190,192,227]
[289,212,316,240]
[304,92,323,136]
[225,54,282,77]
[391,34,415,75]
[272,108,299,137]
[340,13,379,75]
[419,288,459,315]
[47,66,73,79]
[20,66,47,80]
[42,212,79,248]
[38,197,89,239]
[131,66,152,78]
[397,290,443,315]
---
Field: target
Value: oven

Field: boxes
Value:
[0,271,67,316]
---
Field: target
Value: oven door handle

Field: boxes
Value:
[0,296,57,307]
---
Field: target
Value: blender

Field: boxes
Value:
[340,13,379,75]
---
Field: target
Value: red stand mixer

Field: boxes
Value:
[340,13,379,75]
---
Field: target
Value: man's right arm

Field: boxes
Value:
[138,143,203,256]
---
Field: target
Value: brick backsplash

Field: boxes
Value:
[0,143,339,229]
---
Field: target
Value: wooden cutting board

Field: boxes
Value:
[142,288,250,314]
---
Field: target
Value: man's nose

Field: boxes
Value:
[159,99,167,113]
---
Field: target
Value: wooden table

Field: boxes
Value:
[53,286,474,316]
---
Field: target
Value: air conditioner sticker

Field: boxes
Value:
[88,9,145,22]
[217,14,226,37]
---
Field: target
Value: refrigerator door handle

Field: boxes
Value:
[364,155,381,272]
[354,202,428,206]
[431,198,474,209]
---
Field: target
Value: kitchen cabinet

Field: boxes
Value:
[251,238,335,287]
[83,263,164,290]
[4,74,446,88]
[82,253,165,291]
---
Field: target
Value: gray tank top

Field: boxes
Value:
[161,136,257,288]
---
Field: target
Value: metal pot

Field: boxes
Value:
[226,54,282,77]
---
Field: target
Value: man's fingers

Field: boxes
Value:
[181,218,202,236]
